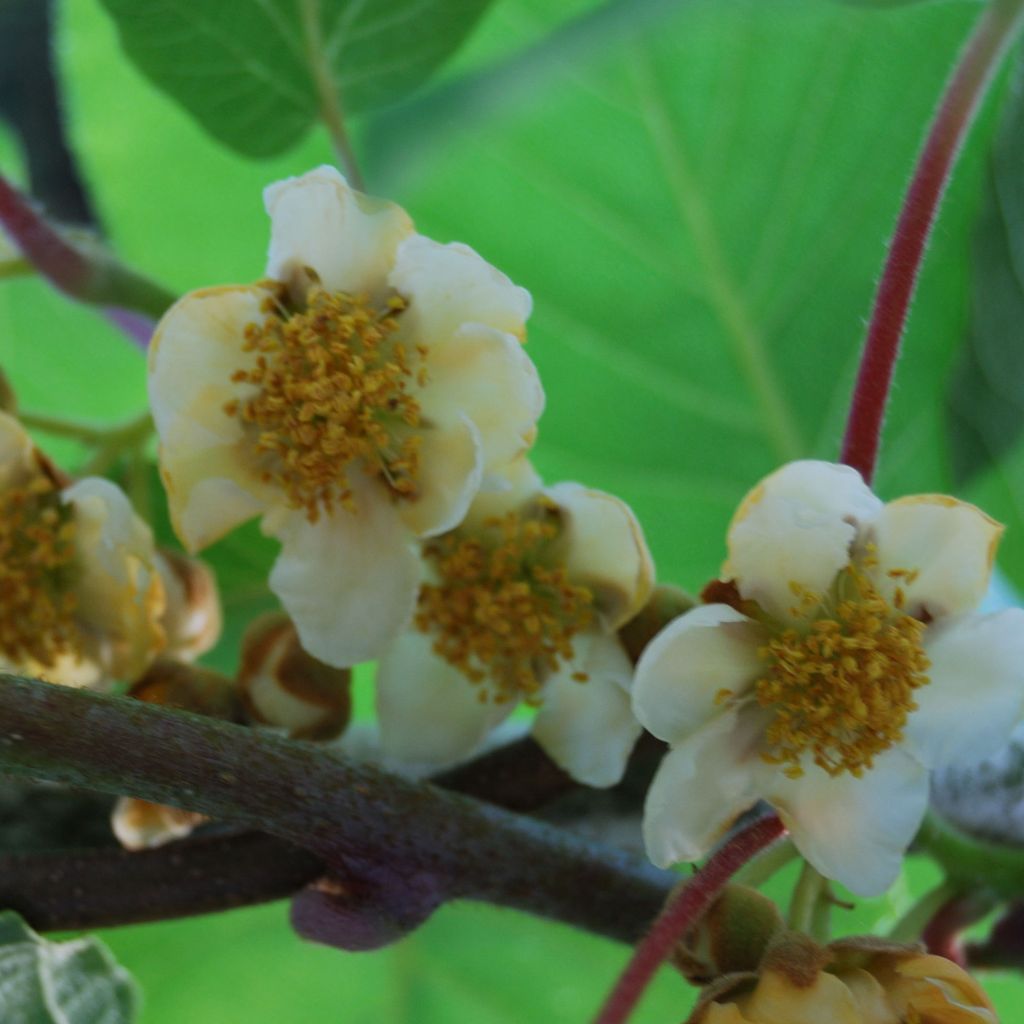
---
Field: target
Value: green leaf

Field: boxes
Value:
[947,61,1024,486]
[96,0,496,159]
[0,911,138,1023]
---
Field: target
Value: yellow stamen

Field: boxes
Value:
[755,566,930,778]
[415,500,595,702]
[225,278,422,520]
[0,471,79,667]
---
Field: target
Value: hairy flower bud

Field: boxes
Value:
[154,549,222,662]
[238,613,351,741]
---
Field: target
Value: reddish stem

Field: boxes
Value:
[840,0,1024,483]
[592,814,786,1024]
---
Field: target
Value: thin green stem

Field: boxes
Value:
[300,0,365,189]
[888,880,960,944]
[734,836,798,889]
[787,860,829,940]
[19,408,153,447]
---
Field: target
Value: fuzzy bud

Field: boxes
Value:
[238,613,351,741]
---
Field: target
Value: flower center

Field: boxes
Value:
[0,472,80,668]
[415,500,596,703]
[753,565,930,778]
[225,279,424,521]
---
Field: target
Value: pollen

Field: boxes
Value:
[225,278,423,521]
[415,500,596,703]
[755,565,930,778]
[0,471,80,668]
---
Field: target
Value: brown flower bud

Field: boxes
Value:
[111,796,207,851]
[689,933,998,1023]
[238,613,351,741]
[154,549,222,662]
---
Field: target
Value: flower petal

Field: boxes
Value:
[267,491,420,668]
[642,708,761,868]
[760,747,929,897]
[545,482,654,630]
[725,461,881,621]
[64,477,165,681]
[398,412,482,538]
[868,495,1002,620]
[390,234,532,342]
[905,610,1024,770]
[741,970,864,1024]
[633,605,766,744]
[375,628,513,768]
[418,324,544,472]
[531,633,641,787]
[149,285,276,549]
[264,166,412,296]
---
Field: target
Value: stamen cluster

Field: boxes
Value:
[415,501,595,702]
[225,281,424,520]
[0,471,79,668]
[754,566,929,778]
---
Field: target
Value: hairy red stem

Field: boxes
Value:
[592,814,786,1024]
[840,0,1024,483]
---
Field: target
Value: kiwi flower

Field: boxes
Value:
[0,412,164,687]
[634,460,1024,895]
[148,166,543,668]
[375,461,654,786]
[691,935,997,1023]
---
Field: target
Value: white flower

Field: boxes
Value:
[633,460,1024,896]
[375,460,654,786]
[148,166,544,669]
[0,412,165,686]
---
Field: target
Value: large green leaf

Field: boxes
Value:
[948,60,1024,485]
[96,0,496,158]
[0,912,137,1024]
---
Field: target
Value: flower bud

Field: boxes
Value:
[238,613,351,741]
[129,657,241,721]
[689,933,998,1023]
[111,796,206,851]
[154,549,222,662]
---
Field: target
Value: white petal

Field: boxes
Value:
[642,708,761,868]
[461,456,543,529]
[390,234,532,342]
[63,477,165,681]
[761,747,929,897]
[725,461,881,621]
[418,324,544,472]
[633,605,766,744]
[868,496,1002,620]
[398,413,482,538]
[375,628,513,768]
[264,166,412,296]
[531,633,641,788]
[148,286,276,549]
[906,610,1024,769]
[545,482,654,629]
[267,493,420,669]
[0,412,37,489]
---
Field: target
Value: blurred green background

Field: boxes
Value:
[2,0,1024,1019]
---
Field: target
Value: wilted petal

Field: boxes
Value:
[390,234,532,342]
[532,633,640,787]
[633,605,766,745]
[417,324,543,472]
[739,970,864,1024]
[642,708,761,868]
[725,461,881,621]
[906,610,1024,770]
[761,747,929,897]
[398,413,482,538]
[868,496,1002,620]
[267,493,420,669]
[264,166,412,297]
[376,628,513,768]
[64,477,165,682]
[546,482,654,630]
